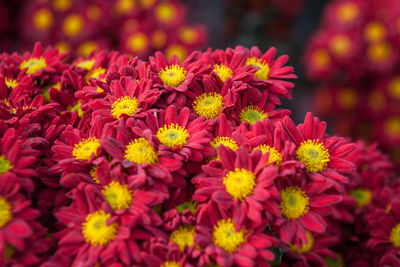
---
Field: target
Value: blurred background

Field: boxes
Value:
[3,0,400,165]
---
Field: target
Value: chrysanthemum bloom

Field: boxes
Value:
[238,46,297,105]
[367,194,400,266]
[282,113,355,192]
[0,175,45,263]
[88,77,161,124]
[149,51,210,106]
[193,146,279,227]
[53,185,158,265]
[144,105,213,163]
[281,231,340,267]
[323,0,365,30]
[274,176,343,245]
[195,202,278,267]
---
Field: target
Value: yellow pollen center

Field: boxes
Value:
[156,124,189,148]
[152,30,167,49]
[296,139,330,173]
[170,225,195,252]
[115,0,135,14]
[337,87,357,109]
[388,76,400,99]
[175,200,198,213]
[213,64,233,83]
[86,67,106,80]
[111,96,138,120]
[87,5,101,21]
[178,26,197,44]
[0,196,12,228]
[311,49,331,69]
[20,57,47,75]
[166,44,187,62]
[63,14,84,37]
[102,181,133,210]
[329,34,351,57]
[127,33,148,53]
[280,187,309,219]
[390,223,400,248]
[124,138,158,165]
[53,0,72,11]
[90,166,100,184]
[253,145,282,167]
[223,169,256,200]
[77,41,99,57]
[210,137,238,161]
[75,59,95,70]
[82,210,118,246]
[367,43,391,63]
[289,231,314,254]
[155,3,176,23]
[240,105,268,124]
[384,117,400,138]
[364,22,386,43]
[0,155,13,176]
[72,137,100,161]
[245,57,270,80]
[4,78,18,89]
[212,218,246,254]
[193,92,224,119]
[161,262,180,267]
[158,65,187,88]
[336,2,359,23]
[350,188,372,208]
[68,100,83,118]
[33,8,53,31]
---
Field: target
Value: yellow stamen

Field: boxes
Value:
[367,42,391,63]
[126,33,148,53]
[253,145,282,167]
[336,2,359,23]
[240,105,268,124]
[166,44,187,62]
[350,188,372,208]
[33,8,53,31]
[63,14,84,37]
[296,139,330,173]
[4,78,18,89]
[280,187,309,219]
[115,0,135,14]
[384,117,400,138]
[90,166,100,184]
[53,0,72,11]
[156,124,189,148]
[193,92,224,119]
[329,34,351,57]
[68,100,83,118]
[158,65,187,88]
[0,155,13,176]
[86,67,106,80]
[161,262,180,267]
[212,218,246,253]
[124,138,158,165]
[102,181,132,210]
[170,225,195,252]
[364,22,386,43]
[388,76,400,99]
[111,96,138,120]
[20,57,47,75]
[337,87,357,109]
[175,200,198,213]
[213,64,233,83]
[155,2,176,23]
[75,59,95,70]
[178,26,197,45]
[77,41,99,58]
[289,231,314,254]
[82,210,118,246]
[0,196,12,228]
[311,49,331,70]
[210,137,238,161]
[245,57,270,80]
[72,137,100,161]
[152,30,167,49]
[390,223,400,248]
[223,169,256,200]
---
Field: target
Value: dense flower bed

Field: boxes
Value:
[0,42,398,266]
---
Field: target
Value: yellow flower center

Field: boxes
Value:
[111,96,138,120]
[156,124,189,148]
[5,78,18,89]
[90,166,100,184]
[388,76,400,99]
[152,30,167,49]
[296,139,330,173]
[390,223,400,248]
[384,117,400,138]
[329,34,351,57]
[364,22,386,43]
[68,100,83,118]
[367,42,391,63]
[280,187,309,219]
[166,44,187,62]
[102,181,133,210]
[82,210,118,246]
[77,41,99,57]
[87,5,101,21]
[210,136,238,161]
[86,67,106,80]
[212,218,246,254]
[54,42,70,54]
[253,145,282,167]
[20,57,47,75]
[72,137,100,161]
[0,196,12,228]
[223,169,256,200]
[175,200,198,213]
[4,244,15,259]
[368,90,385,111]
[178,26,197,44]
[311,48,331,70]
[213,64,233,83]
[53,0,72,11]
[289,231,314,254]
[161,262,180,267]
[170,225,195,252]
[155,2,176,23]
[350,188,372,208]
[336,2,359,23]
[240,105,268,124]
[63,14,84,37]
[193,92,224,119]
[245,57,270,80]
[75,59,95,70]
[33,8,53,31]
[337,87,357,109]
[0,155,13,176]
[124,138,158,165]
[126,32,148,53]
[158,65,187,88]
[115,0,136,14]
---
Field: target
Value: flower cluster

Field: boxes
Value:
[304,0,400,166]
[2,0,206,60]
[1,41,397,266]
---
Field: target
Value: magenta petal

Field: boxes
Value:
[5,219,33,238]
[300,212,325,233]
